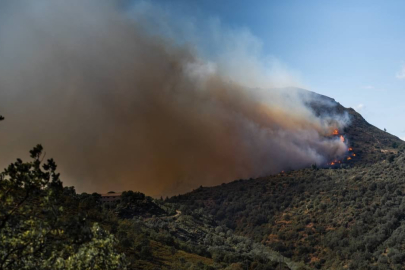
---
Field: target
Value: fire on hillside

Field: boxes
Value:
[326,129,355,166]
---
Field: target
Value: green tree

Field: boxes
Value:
[120,191,145,205]
[0,144,126,270]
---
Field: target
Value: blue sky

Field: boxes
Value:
[150,0,405,139]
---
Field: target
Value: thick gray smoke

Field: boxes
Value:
[0,0,348,196]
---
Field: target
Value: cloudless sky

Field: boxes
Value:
[151,0,405,139]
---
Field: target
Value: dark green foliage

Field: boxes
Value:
[0,146,126,270]
[169,149,405,269]
[311,164,318,170]
[117,191,166,219]
[121,190,146,203]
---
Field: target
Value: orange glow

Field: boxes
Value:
[348,147,353,151]
[333,129,339,135]
[340,135,345,142]
[352,153,356,157]
[331,162,335,165]
[347,157,352,160]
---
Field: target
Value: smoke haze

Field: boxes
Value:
[0,0,348,196]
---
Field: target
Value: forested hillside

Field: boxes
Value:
[172,145,405,269]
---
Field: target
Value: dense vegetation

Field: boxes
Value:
[0,145,125,270]
[0,144,295,269]
[171,144,405,269]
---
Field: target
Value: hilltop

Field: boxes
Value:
[305,89,403,166]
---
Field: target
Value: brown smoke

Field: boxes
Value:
[0,0,348,196]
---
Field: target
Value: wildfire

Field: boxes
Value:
[328,159,341,166]
[325,130,356,166]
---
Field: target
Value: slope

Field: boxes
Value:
[169,91,405,269]
[171,147,405,269]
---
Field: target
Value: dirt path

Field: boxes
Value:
[158,209,181,220]
[173,210,181,217]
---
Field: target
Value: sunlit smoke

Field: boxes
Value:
[0,0,348,196]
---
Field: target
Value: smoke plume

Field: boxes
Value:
[0,0,348,196]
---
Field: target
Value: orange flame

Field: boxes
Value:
[347,157,352,160]
[333,129,339,135]
[352,153,356,157]
[331,162,335,165]
[348,147,353,151]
